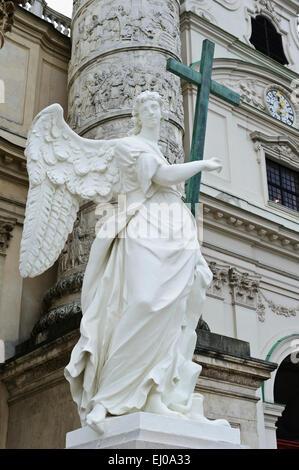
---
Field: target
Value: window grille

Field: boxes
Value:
[266,159,299,212]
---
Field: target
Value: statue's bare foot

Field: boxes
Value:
[86,404,107,434]
[145,392,184,418]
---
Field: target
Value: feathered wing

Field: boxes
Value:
[20,103,120,278]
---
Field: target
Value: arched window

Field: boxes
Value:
[274,354,299,447]
[250,15,288,65]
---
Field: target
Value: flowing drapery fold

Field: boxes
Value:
[64,136,212,423]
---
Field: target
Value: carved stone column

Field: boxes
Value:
[31,0,185,342]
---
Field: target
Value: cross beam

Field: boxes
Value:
[167,39,240,216]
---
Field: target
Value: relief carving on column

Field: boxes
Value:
[70,0,181,75]
[58,205,96,279]
[68,54,184,134]
[28,0,184,343]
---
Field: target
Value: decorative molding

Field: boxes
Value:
[0,0,26,48]
[215,77,266,111]
[69,0,181,80]
[203,202,299,257]
[207,261,228,300]
[42,271,84,311]
[0,139,28,185]
[180,0,217,25]
[21,0,71,36]
[228,267,260,310]
[31,301,82,339]
[68,54,184,135]
[213,0,241,11]
[0,329,80,400]
[0,217,16,254]
[253,0,282,26]
[180,9,297,83]
[256,297,266,322]
[258,291,299,322]
[207,261,298,322]
[58,211,95,278]
[250,131,299,169]
[207,262,260,309]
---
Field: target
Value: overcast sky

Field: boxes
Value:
[47,0,73,18]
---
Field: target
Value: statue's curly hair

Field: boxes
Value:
[130,91,168,135]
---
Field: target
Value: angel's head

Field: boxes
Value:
[131,91,168,135]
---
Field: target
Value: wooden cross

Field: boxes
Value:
[167,39,240,216]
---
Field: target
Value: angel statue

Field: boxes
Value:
[19,90,229,434]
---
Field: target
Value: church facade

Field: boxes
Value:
[0,0,298,449]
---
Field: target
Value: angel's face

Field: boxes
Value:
[138,99,162,129]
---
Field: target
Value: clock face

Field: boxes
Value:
[266,90,294,126]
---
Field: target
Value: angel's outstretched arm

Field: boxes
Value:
[152,157,222,187]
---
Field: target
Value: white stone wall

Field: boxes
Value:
[180,0,299,73]
[181,0,299,448]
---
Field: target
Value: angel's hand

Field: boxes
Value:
[203,157,223,173]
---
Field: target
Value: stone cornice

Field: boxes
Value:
[11,5,71,61]
[0,329,80,401]
[194,350,277,391]
[250,131,299,169]
[0,134,28,185]
[201,195,299,260]
[180,10,298,81]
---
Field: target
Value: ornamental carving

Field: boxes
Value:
[58,211,96,277]
[0,218,15,254]
[257,291,299,322]
[70,0,181,74]
[216,77,266,111]
[203,201,299,254]
[250,132,299,169]
[207,261,228,299]
[43,271,84,312]
[206,262,298,322]
[68,55,184,133]
[0,1,26,49]
[73,0,87,17]
[253,0,281,25]
[228,267,260,309]
[32,301,82,339]
[213,0,241,11]
[180,0,217,25]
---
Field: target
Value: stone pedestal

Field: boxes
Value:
[65,412,243,449]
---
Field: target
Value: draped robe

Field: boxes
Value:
[64,135,213,424]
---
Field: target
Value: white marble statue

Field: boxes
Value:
[20,91,228,433]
